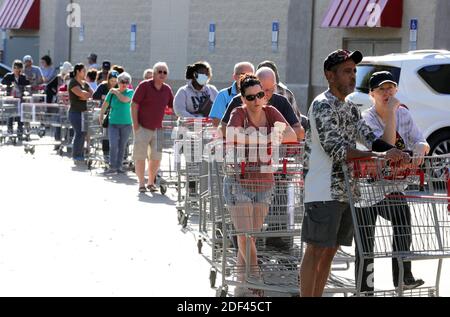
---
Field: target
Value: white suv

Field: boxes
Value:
[347,50,450,156]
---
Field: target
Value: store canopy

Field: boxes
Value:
[0,0,40,30]
[321,0,403,28]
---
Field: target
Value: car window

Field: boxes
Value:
[356,65,401,94]
[0,66,9,78]
[418,64,450,94]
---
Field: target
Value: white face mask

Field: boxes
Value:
[195,73,209,86]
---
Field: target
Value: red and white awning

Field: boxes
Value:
[0,0,40,30]
[321,0,403,28]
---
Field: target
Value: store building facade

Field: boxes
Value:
[1,0,449,113]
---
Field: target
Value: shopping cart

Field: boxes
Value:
[214,142,304,297]
[175,117,217,228]
[344,155,450,297]
[21,94,47,139]
[0,97,21,145]
[20,102,65,154]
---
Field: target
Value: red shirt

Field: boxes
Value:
[132,80,174,130]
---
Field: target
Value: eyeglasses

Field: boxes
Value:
[158,70,168,75]
[243,91,265,102]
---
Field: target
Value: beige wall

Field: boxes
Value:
[311,0,438,91]
[38,0,57,59]
[150,0,190,82]
[187,0,290,90]
[69,0,152,83]
[3,0,447,103]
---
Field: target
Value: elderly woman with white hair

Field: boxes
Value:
[143,68,153,80]
[99,72,134,174]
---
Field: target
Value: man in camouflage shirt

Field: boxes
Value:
[299,49,407,297]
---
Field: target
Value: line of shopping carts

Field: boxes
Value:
[3,93,450,297]
[172,118,450,297]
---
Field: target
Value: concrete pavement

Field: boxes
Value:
[1,141,449,297]
[0,143,216,296]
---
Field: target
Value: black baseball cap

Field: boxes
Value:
[324,49,363,71]
[369,71,398,91]
[87,53,97,61]
[102,61,111,71]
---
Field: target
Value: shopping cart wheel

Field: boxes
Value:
[38,130,45,138]
[216,286,228,297]
[177,210,183,224]
[181,214,188,228]
[11,137,17,145]
[160,185,167,195]
[209,269,217,288]
[30,146,35,155]
[197,239,203,254]
[87,160,93,170]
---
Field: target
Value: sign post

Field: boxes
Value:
[130,24,137,52]
[409,19,418,51]
[79,24,85,42]
[272,21,279,53]
[209,23,216,53]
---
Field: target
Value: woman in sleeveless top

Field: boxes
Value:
[224,75,296,296]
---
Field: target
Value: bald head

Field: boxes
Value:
[234,62,254,76]
[233,62,255,89]
[256,67,277,100]
[256,67,276,81]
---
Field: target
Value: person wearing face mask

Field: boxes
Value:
[174,61,218,118]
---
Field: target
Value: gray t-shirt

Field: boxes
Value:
[23,65,43,87]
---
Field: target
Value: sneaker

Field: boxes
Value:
[395,277,425,290]
[117,168,126,174]
[403,277,425,290]
[104,168,117,175]
[265,237,291,251]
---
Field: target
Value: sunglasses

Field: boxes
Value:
[119,81,129,85]
[158,70,168,75]
[243,91,265,102]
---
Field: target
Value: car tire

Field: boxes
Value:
[429,131,450,156]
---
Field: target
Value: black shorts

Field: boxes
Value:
[301,201,353,248]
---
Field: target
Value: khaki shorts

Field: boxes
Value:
[133,127,162,161]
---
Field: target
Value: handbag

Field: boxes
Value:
[102,94,114,128]
[102,107,110,128]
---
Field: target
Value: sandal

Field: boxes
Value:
[139,186,147,193]
[147,184,158,192]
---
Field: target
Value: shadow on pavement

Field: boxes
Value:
[99,173,139,187]
[70,163,90,173]
[138,192,176,206]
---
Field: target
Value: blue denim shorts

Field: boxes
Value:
[223,176,273,206]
